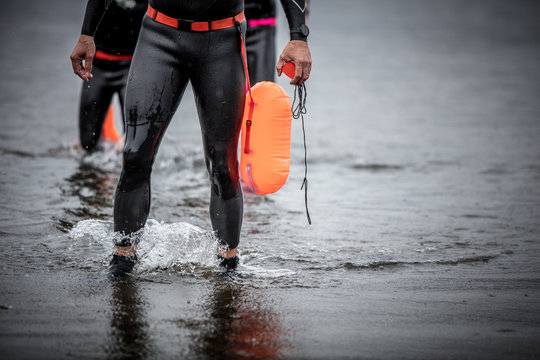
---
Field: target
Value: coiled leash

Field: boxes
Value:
[292,83,311,225]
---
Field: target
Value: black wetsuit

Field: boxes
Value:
[245,0,276,85]
[81,0,308,250]
[79,0,146,152]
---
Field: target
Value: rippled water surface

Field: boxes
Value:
[1,0,540,358]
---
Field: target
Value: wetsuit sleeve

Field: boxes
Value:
[279,0,308,41]
[81,0,112,37]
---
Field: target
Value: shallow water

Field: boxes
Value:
[1,0,540,358]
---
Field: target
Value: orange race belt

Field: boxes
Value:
[147,4,245,31]
[94,50,133,61]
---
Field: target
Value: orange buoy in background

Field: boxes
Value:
[101,105,120,142]
[240,81,292,195]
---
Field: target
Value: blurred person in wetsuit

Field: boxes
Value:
[70,0,312,276]
[78,0,147,152]
[245,0,277,85]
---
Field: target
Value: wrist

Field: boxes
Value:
[290,34,308,42]
[290,24,309,42]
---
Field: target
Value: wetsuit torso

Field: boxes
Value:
[83,0,308,41]
[147,0,243,20]
[94,0,147,55]
[80,0,308,250]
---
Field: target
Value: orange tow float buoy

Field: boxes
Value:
[237,26,293,195]
[236,26,310,223]
[240,81,292,195]
[101,105,120,142]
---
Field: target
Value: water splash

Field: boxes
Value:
[135,220,218,273]
[79,141,123,171]
[67,218,303,284]
[69,219,116,251]
[69,219,219,274]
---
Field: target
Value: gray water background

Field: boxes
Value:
[1,0,540,359]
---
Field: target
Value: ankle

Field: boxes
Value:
[114,245,137,257]
[218,247,237,259]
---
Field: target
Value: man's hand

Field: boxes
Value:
[70,34,96,82]
[276,40,312,86]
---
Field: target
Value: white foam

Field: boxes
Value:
[69,219,115,249]
[69,220,300,281]
[80,141,122,171]
[239,264,296,279]
[136,220,218,272]
[69,219,219,273]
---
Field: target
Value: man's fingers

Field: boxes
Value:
[69,35,96,82]
[277,40,312,85]
[69,54,94,82]
[84,55,93,77]
[276,57,287,77]
[291,66,302,85]
[71,57,86,81]
[304,62,312,80]
[71,60,89,81]
[70,53,80,73]
[300,62,311,85]
[290,60,311,85]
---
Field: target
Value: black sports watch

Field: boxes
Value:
[290,24,309,41]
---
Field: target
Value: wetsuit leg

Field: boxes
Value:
[245,25,276,85]
[190,24,247,250]
[117,84,127,133]
[79,59,131,151]
[78,60,115,152]
[114,15,246,250]
[115,67,129,133]
[114,17,189,236]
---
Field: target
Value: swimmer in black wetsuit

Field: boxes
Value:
[78,0,147,152]
[70,0,312,276]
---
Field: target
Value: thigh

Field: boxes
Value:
[116,68,128,132]
[190,26,247,148]
[111,61,131,130]
[79,61,115,125]
[123,16,190,157]
[78,61,116,149]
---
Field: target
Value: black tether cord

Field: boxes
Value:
[292,84,311,225]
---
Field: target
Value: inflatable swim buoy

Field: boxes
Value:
[236,26,293,195]
[240,82,292,195]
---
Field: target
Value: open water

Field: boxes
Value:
[1,0,540,359]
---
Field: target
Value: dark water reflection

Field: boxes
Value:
[58,162,118,232]
[191,277,289,359]
[104,276,289,359]
[108,279,152,360]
